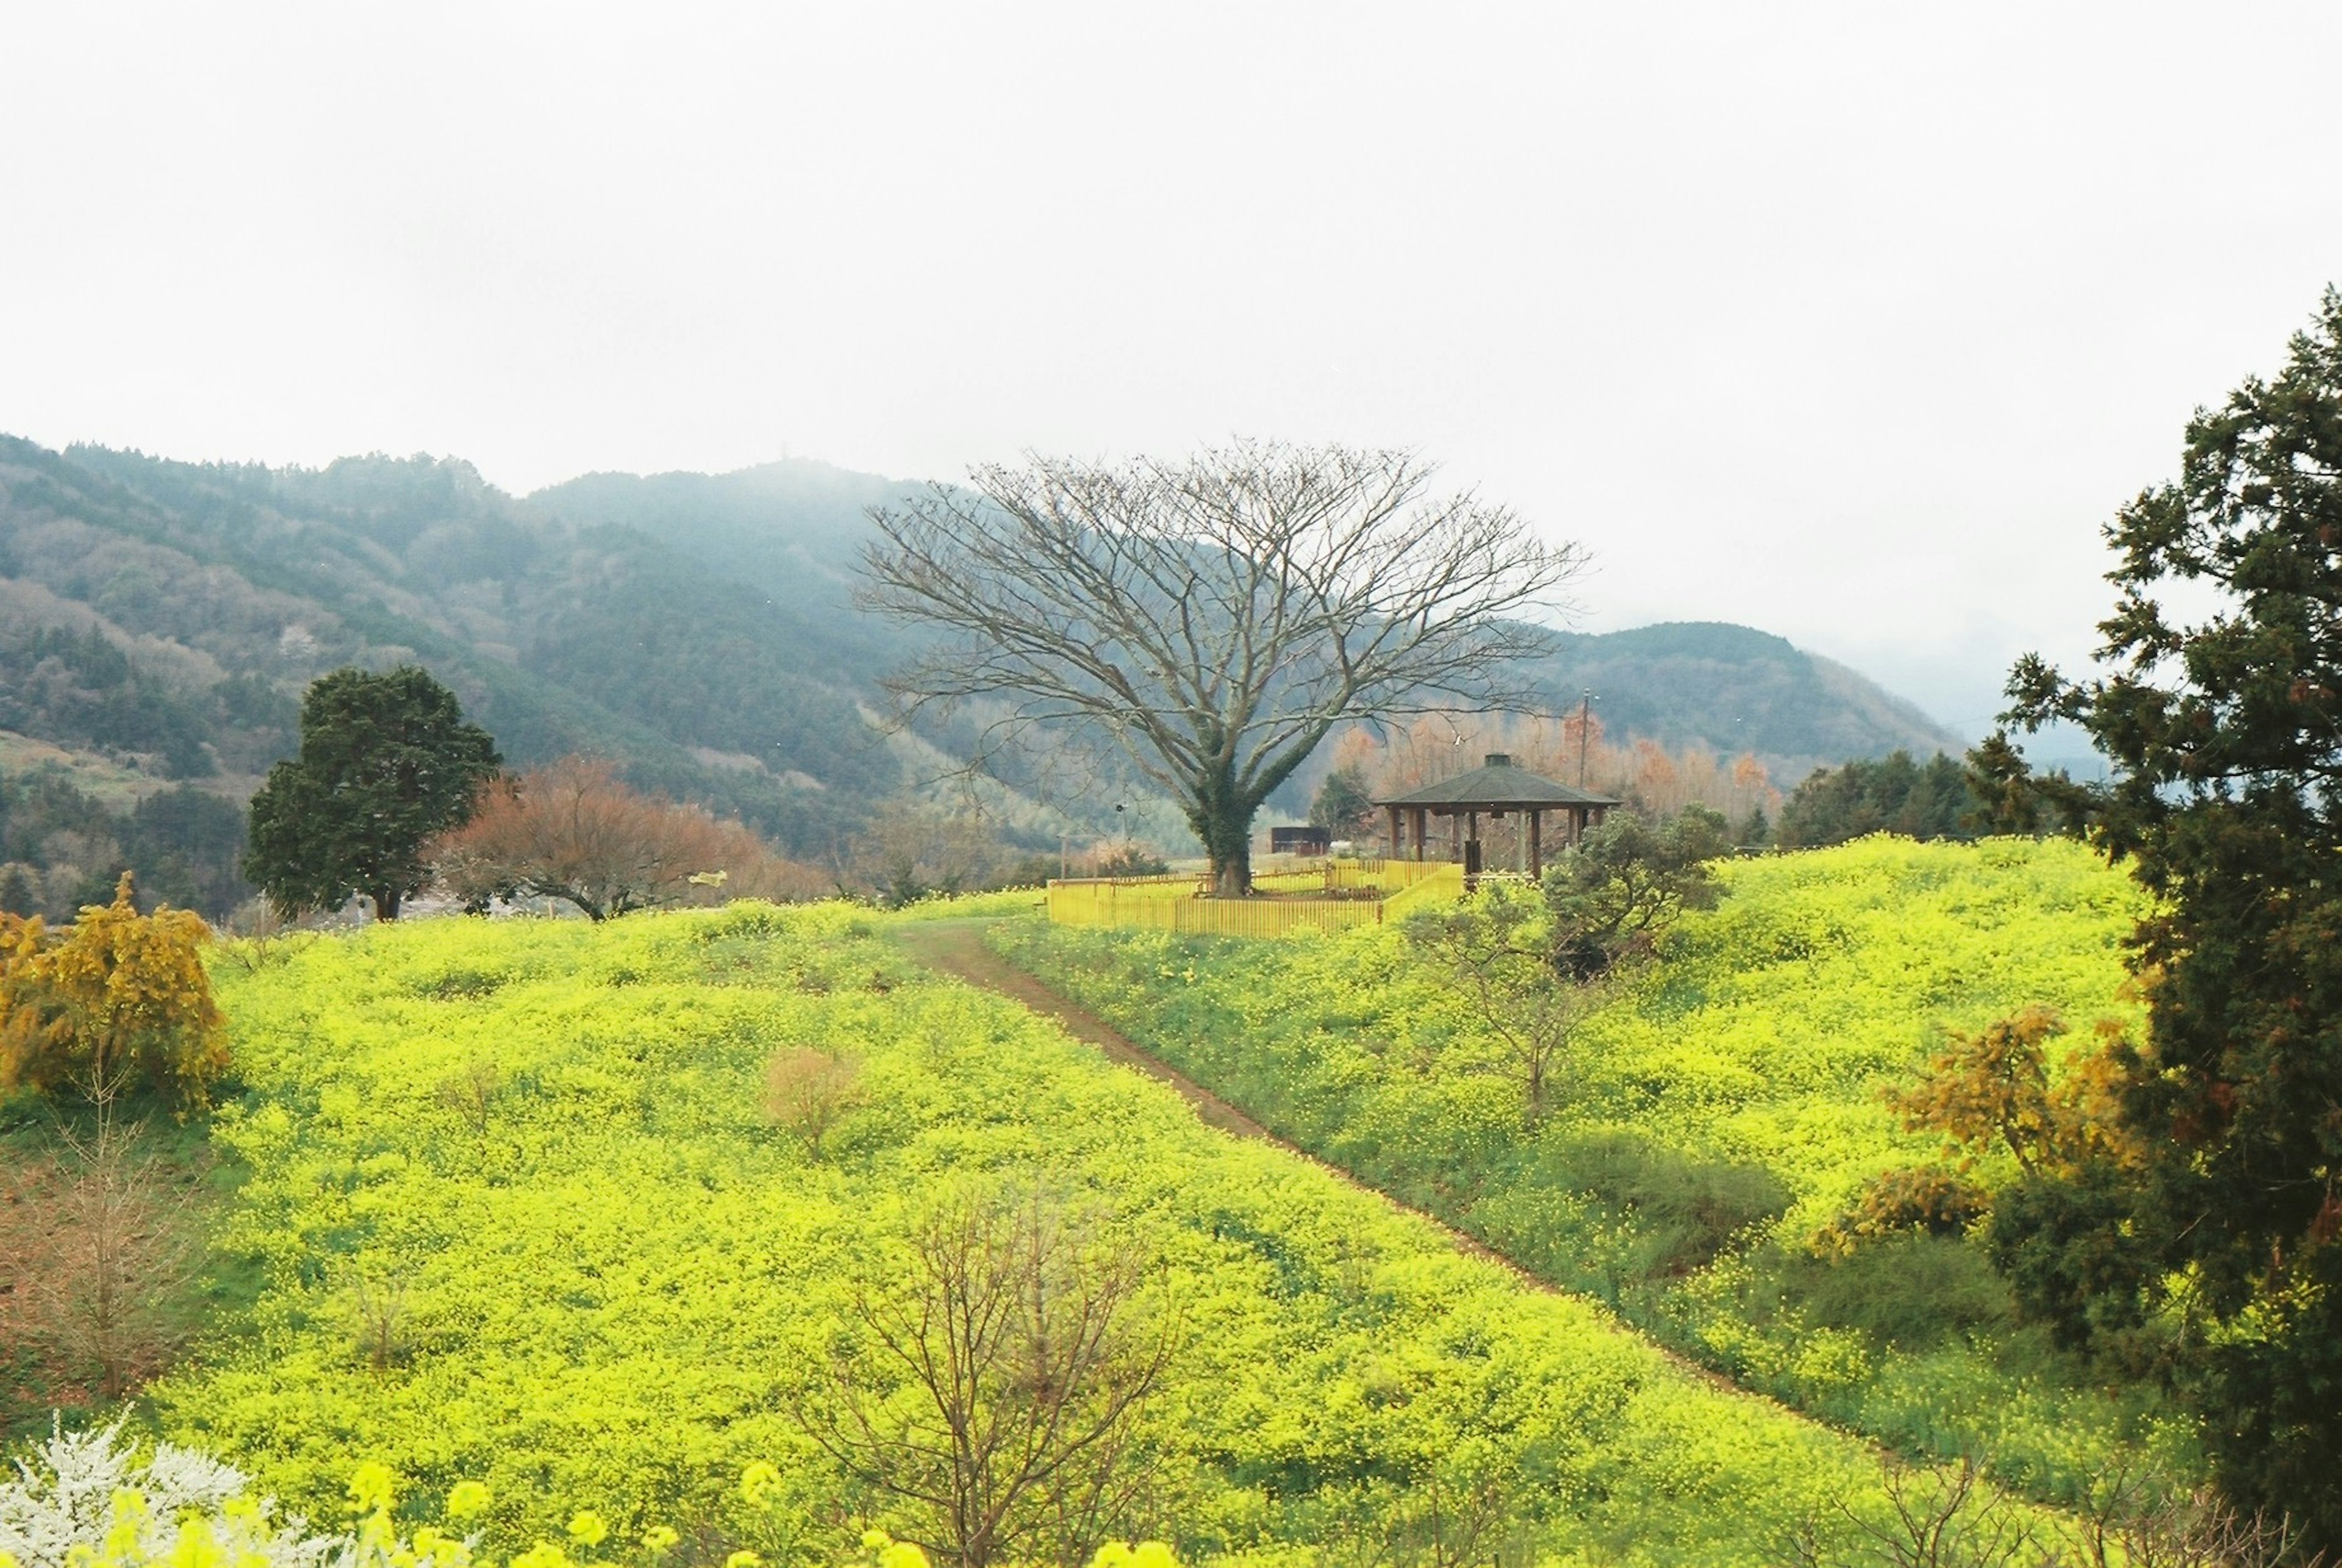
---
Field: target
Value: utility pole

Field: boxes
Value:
[1577,689,1592,787]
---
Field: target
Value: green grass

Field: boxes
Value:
[124,900,1968,1567]
[991,835,2194,1501]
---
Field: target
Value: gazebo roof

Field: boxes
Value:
[1373,754,1622,811]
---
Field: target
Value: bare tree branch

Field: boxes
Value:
[859,442,1585,895]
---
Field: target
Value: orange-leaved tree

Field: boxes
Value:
[0,872,227,1106]
[431,756,816,920]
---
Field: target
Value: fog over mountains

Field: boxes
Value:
[0,434,1963,861]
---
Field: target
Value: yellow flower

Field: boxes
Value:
[106,1489,150,1561]
[1087,1543,1176,1568]
[445,1483,491,1522]
[347,1463,398,1516]
[876,1544,929,1568]
[511,1544,573,1568]
[739,1461,781,1508]
[640,1527,681,1555]
[566,1513,609,1549]
[725,1552,762,1568]
[859,1532,892,1553]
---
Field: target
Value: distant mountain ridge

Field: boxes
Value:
[0,435,1962,864]
[1516,621,1964,783]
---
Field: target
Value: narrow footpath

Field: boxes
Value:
[887,915,1810,1416]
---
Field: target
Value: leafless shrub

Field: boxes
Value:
[434,1055,500,1135]
[1789,1451,2329,1568]
[353,1276,408,1372]
[2061,1453,2329,1568]
[216,899,318,972]
[794,1183,1178,1568]
[764,1047,864,1159]
[1786,1456,2046,1568]
[38,1089,201,1401]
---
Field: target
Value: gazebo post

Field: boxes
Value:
[1370,754,1619,882]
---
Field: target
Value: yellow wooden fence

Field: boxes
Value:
[1046,859,1464,937]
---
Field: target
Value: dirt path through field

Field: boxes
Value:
[890,918,1276,1143]
[886,916,1822,1420]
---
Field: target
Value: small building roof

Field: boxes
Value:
[1373,753,1622,811]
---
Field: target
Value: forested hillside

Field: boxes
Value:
[1516,622,1963,783]
[0,440,914,900]
[0,435,1962,917]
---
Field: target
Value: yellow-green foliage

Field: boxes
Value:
[154,900,1918,1567]
[0,872,227,1105]
[995,837,2190,1497]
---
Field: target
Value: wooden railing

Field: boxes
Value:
[1045,859,1463,937]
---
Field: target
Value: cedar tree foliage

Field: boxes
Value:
[244,666,500,921]
[858,442,1585,897]
[1997,288,2342,1544]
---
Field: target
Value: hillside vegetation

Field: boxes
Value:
[1514,623,1962,783]
[0,435,1960,898]
[148,901,1958,1568]
[0,439,911,862]
[992,837,2190,1499]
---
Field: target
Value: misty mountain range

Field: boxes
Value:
[0,435,1962,861]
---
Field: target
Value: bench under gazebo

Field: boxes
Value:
[1374,753,1621,878]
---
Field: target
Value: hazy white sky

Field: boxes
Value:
[4,2,2339,731]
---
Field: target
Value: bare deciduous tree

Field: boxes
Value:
[431,756,817,920]
[1405,880,1611,1123]
[764,1046,864,1159]
[860,442,1585,897]
[846,801,1013,907]
[797,1185,1176,1568]
[13,1062,204,1405]
[434,1055,501,1136]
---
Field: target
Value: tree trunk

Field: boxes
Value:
[1189,790,1256,898]
[1211,840,1253,899]
[371,887,401,921]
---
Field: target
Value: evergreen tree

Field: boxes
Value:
[1999,288,2342,1545]
[1308,763,1375,836]
[244,667,499,920]
[1776,750,1977,848]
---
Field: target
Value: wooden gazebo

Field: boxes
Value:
[1374,753,1620,878]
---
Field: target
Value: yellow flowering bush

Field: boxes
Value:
[0,872,227,1104]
